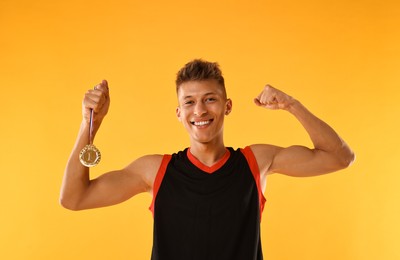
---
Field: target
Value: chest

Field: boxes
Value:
[155,154,259,219]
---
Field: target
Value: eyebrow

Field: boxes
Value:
[182,92,217,100]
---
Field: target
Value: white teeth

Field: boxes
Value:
[193,120,210,126]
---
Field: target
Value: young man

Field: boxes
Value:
[60,59,355,259]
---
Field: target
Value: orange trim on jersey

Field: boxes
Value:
[149,154,172,217]
[187,148,231,174]
[241,146,267,219]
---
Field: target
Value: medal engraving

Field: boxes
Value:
[79,144,101,167]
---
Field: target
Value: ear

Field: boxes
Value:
[176,106,182,122]
[225,98,232,115]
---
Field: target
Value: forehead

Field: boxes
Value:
[177,80,225,99]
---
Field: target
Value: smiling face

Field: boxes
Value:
[176,80,232,145]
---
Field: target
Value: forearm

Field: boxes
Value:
[60,120,97,210]
[287,99,355,167]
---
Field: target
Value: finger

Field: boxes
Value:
[256,93,275,106]
[254,96,280,109]
[255,90,269,105]
[254,98,262,106]
[91,79,109,98]
[83,94,99,110]
[94,80,109,92]
[85,90,102,103]
[84,89,106,110]
[94,80,110,101]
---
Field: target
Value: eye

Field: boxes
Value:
[205,97,216,103]
[184,100,194,106]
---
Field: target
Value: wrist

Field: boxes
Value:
[79,119,101,140]
[285,98,301,113]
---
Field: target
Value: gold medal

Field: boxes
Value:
[79,108,101,167]
[79,144,101,167]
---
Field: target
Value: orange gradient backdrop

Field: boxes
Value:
[1,0,399,259]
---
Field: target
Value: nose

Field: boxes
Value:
[194,102,207,117]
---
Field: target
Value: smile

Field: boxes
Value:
[191,119,213,126]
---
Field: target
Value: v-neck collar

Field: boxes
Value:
[187,148,231,174]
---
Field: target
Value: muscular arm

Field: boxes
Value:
[60,80,161,210]
[252,85,355,177]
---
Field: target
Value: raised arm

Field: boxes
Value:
[60,80,161,210]
[251,85,355,177]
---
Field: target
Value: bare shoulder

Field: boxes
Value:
[248,144,283,175]
[122,154,164,192]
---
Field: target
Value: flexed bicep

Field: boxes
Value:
[269,145,349,177]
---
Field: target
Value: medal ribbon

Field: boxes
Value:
[89,108,94,145]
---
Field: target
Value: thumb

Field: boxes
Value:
[95,79,110,98]
[101,79,108,88]
[102,79,110,97]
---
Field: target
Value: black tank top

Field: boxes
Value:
[149,147,266,260]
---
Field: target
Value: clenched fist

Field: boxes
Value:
[82,80,110,124]
[254,85,294,110]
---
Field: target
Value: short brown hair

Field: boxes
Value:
[175,59,226,95]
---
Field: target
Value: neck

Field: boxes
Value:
[189,141,227,167]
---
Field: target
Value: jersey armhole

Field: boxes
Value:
[149,154,172,217]
[241,146,267,219]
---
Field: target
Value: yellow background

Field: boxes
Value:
[1,0,399,259]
